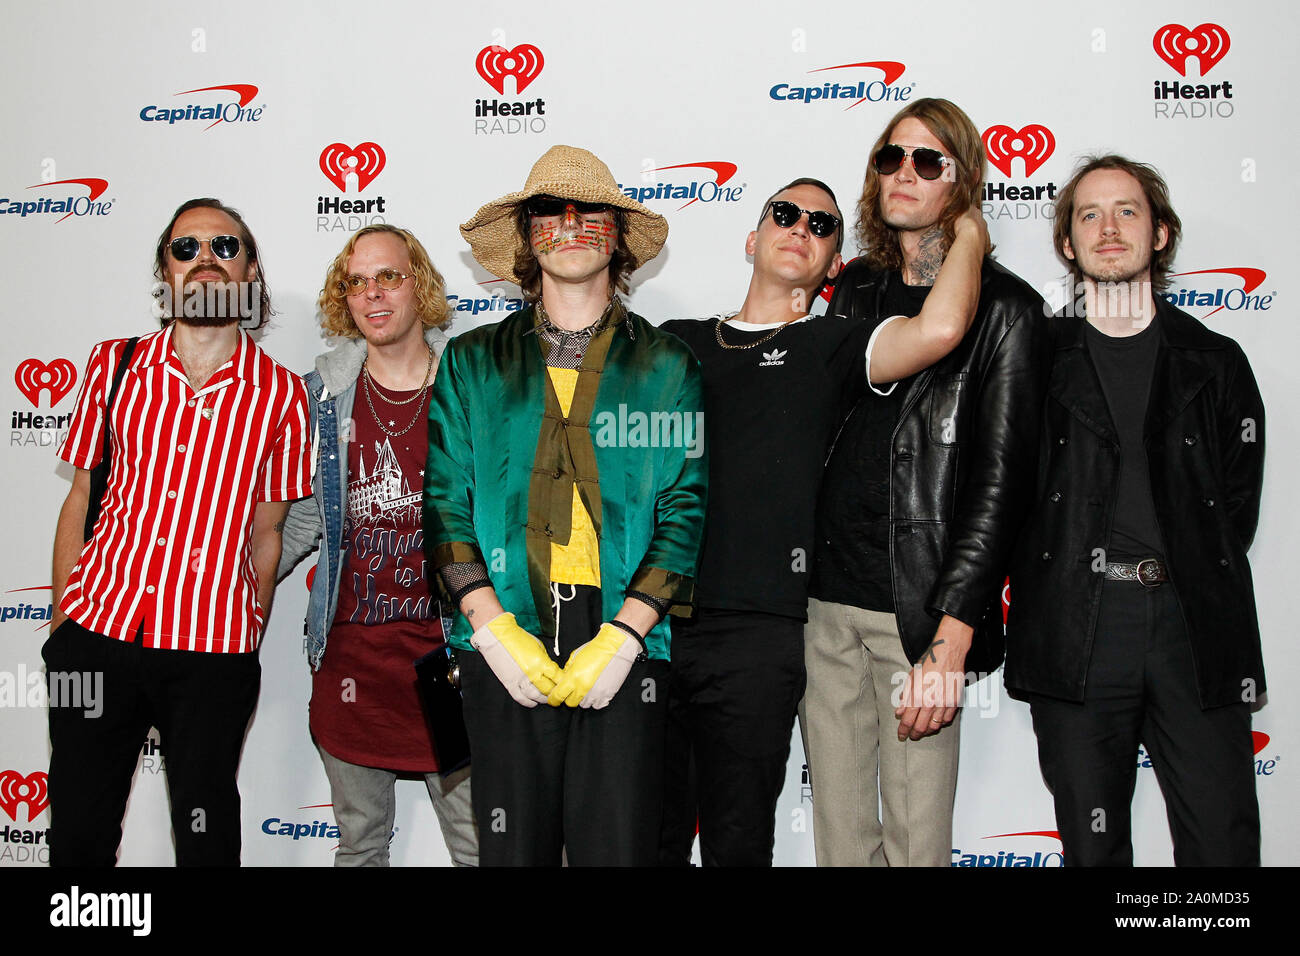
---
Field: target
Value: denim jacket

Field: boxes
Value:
[278,327,450,670]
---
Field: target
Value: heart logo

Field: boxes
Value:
[1153,23,1231,77]
[319,143,387,192]
[982,125,1056,178]
[14,358,77,408]
[475,44,545,95]
[0,770,49,822]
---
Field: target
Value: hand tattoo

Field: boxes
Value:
[923,638,946,664]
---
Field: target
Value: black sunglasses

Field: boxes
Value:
[170,235,242,261]
[526,195,614,217]
[764,200,841,239]
[873,144,953,181]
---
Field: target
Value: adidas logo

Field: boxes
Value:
[758,347,787,367]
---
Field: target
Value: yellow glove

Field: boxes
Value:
[548,623,641,709]
[470,612,562,708]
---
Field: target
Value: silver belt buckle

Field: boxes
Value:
[1135,558,1161,588]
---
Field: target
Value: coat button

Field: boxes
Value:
[1057,437,1068,445]
[1220,558,1230,567]
[1049,492,1062,503]
[1041,551,1052,561]
[1203,498,1215,507]
[552,470,562,479]
[1184,434,1198,445]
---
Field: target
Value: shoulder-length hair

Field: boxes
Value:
[853,98,990,271]
[318,224,451,337]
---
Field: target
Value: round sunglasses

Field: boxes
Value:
[169,235,242,261]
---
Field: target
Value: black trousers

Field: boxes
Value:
[1027,581,1259,866]
[458,585,670,866]
[42,620,261,866]
[660,609,806,866]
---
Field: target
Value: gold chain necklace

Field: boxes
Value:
[361,346,434,438]
[713,312,790,350]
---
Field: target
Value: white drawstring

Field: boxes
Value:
[549,582,577,656]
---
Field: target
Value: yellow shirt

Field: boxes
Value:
[546,366,601,586]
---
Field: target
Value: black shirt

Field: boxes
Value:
[810,272,930,612]
[1085,316,1166,560]
[661,313,869,620]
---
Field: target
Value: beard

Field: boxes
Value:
[170,264,254,327]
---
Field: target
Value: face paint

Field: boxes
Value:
[530,204,617,256]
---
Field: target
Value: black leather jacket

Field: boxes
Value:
[824,257,1050,674]
[1005,299,1266,708]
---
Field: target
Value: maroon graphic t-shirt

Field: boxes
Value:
[310,378,445,771]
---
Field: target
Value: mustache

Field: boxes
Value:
[184,263,232,284]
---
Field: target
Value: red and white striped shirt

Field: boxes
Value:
[58,325,310,653]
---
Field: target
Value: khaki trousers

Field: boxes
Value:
[800,598,961,866]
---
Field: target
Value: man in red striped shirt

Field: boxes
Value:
[45,198,311,866]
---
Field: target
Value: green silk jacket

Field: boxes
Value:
[424,305,707,660]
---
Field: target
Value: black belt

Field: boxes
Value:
[1105,559,1168,587]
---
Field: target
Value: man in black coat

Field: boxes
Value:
[802,98,1049,866]
[1005,155,1266,866]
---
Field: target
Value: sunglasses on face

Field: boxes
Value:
[764,200,842,239]
[339,269,413,297]
[526,195,614,217]
[873,144,953,181]
[169,235,242,261]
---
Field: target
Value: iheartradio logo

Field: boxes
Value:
[15,358,77,407]
[982,125,1055,178]
[0,770,48,822]
[476,43,544,95]
[319,143,386,192]
[1153,23,1230,77]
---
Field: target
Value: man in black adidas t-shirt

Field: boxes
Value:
[658,177,986,865]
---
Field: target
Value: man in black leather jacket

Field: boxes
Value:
[1005,156,1265,866]
[801,98,1049,866]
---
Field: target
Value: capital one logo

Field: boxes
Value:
[319,143,386,192]
[15,359,77,407]
[982,125,1055,177]
[0,770,49,822]
[1153,23,1230,76]
[1253,732,1270,755]
[476,44,544,94]
[1164,267,1269,318]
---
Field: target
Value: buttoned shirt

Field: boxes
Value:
[58,325,311,653]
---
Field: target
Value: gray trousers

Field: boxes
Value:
[317,743,478,866]
[800,598,960,866]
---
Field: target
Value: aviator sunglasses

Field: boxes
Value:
[873,144,953,181]
[169,235,242,261]
[764,200,841,239]
[526,195,614,217]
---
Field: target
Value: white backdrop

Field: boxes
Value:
[1,0,1293,867]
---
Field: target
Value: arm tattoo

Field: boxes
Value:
[910,227,947,286]
[272,520,285,534]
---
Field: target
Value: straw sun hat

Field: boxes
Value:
[459,145,668,285]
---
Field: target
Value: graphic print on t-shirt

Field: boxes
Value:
[348,436,421,525]
[334,422,436,626]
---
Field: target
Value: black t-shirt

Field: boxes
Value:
[810,272,930,612]
[1085,316,1166,560]
[661,313,870,620]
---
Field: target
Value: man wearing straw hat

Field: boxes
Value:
[425,145,707,866]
